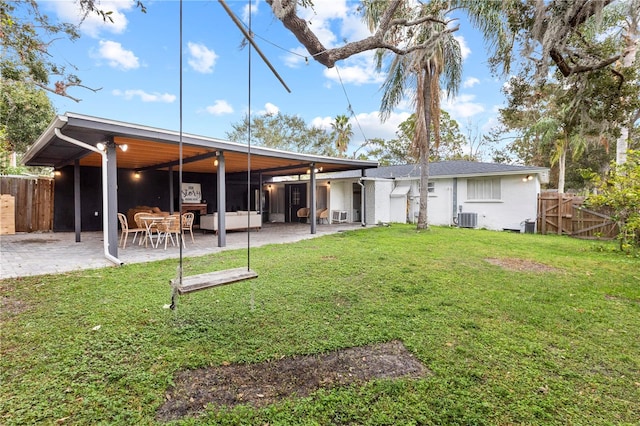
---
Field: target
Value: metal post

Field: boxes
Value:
[74,159,81,242]
[169,165,174,214]
[105,139,119,258]
[310,163,316,234]
[217,152,226,247]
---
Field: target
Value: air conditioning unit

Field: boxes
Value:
[458,212,478,228]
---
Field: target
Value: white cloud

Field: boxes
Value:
[187,42,218,74]
[463,77,480,88]
[323,52,384,86]
[454,35,471,61]
[443,93,485,119]
[354,110,411,142]
[283,47,311,68]
[262,102,280,115]
[242,0,261,23]
[311,110,411,150]
[112,89,176,103]
[205,100,234,115]
[481,115,501,133]
[93,40,139,70]
[51,0,134,38]
[299,0,349,47]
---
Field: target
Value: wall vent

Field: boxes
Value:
[458,212,478,228]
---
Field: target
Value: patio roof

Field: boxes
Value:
[23,112,378,176]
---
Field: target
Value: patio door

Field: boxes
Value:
[285,183,307,222]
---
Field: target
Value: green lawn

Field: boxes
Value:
[1,226,639,425]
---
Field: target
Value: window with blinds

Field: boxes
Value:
[467,178,501,200]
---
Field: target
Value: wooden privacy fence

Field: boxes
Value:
[537,192,619,239]
[0,176,54,232]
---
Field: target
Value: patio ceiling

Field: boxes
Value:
[23,113,378,177]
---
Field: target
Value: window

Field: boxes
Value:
[427,182,435,193]
[292,187,301,205]
[467,178,501,200]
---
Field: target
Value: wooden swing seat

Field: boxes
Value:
[171,267,258,295]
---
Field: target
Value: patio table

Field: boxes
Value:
[138,215,167,248]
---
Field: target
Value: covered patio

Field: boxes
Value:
[22,113,376,265]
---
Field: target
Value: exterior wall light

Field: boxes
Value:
[96,142,128,152]
[133,171,141,179]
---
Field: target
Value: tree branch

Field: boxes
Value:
[265,0,455,68]
[550,47,621,77]
[31,80,102,103]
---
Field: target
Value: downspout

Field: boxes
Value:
[54,128,124,266]
[452,177,458,226]
[357,178,366,227]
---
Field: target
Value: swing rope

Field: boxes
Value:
[169,0,265,310]
[246,0,252,273]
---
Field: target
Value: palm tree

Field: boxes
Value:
[331,114,353,157]
[363,0,511,229]
[370,5,462,230]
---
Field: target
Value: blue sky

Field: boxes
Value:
[40,0,508,157]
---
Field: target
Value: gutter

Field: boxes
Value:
[53,128,124,266]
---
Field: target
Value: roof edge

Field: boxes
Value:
[62,112,377,168]
[22,115,68,165]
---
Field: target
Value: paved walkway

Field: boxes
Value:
[0,223,363,280]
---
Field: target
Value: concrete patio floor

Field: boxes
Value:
[0,222,364,280]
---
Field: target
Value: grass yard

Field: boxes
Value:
[1,225,639,425]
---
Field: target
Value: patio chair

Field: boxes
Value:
[317,208,329,224]
[117,213,145,249]
[296,207,310,223]
[182,212,195,243]
[156,214,185,250]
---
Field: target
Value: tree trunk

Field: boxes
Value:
[616,125,628,165]
[417,70,432,230]
[418,141,430,230]
[558,141,567,194]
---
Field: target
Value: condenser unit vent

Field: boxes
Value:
[458,212,478,228]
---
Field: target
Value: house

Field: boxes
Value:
[265,161,549,231]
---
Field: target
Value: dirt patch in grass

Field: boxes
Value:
[605,294,640,305]
[156,340,428,422]
[0,283,30,317]
[485,257,559,273]
[0,296,30,317]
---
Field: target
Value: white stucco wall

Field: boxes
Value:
[425,178,454,226]
[269,170,541,230]
[367,174,541,230]
[329,179,357,222]
[373,180,394,224]
[457,175,540,230]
